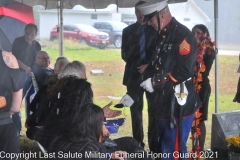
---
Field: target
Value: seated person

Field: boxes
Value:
[26,61,120,129]
[44,56,69,85]
[47,103,109,160]
[25,51,53,118]
[24,51,53,118]
[34,77,150,160]
[32,50,53,89]
[26,77,121,148]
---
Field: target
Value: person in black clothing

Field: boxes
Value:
[26,77,94,149]
[0,50,22,156]
[137,0,201,159]
[26,61,121,130]
[47,103,108,160]
[120,1,157,149]
[12,23,41,97]
[192,24,215,151]
[28,76,150,160]
[12,23,41,134]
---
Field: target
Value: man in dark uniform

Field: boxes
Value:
[12,23,41,135]
[120,1,157,149]
[137,1,201,159]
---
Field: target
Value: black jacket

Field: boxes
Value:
[121,22,157,87]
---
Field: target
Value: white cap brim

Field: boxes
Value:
[137,0,168,16]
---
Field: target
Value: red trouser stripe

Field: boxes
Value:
[174,127,179,160]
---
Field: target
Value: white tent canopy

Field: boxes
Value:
[14,0,188,9]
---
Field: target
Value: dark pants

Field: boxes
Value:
[147,93,157,153]
[127,86,155,150]
[12,71,32,132]
[155,115,194,160]
[0,123,20,159]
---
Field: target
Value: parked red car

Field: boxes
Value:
[50,24,109,48]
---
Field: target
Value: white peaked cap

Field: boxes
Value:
[137,0,168,16]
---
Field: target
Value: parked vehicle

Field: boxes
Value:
[50,24,109,49]
[92,21,128,48]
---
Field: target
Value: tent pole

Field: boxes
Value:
[214,0,218,113]
[59,0,64,56]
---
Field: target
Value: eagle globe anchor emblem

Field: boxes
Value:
[174,82,188,105]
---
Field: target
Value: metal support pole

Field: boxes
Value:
[214,0,218,113]
[59,0,64,56]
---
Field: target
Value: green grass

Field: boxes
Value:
[19,40,240,156]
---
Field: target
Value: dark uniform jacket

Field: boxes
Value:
[121,22,157,87]
[144,18,201,119]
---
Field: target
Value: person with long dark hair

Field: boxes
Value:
[26,76,94,149]
[47,103,108,160]
[46,77,150,160]
[192,24,215,151]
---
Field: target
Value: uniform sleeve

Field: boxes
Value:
[169,32,197,83]
[10,68,23,92]
[151,29,197,90]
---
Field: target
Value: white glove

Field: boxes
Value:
[140,78,154,93]
[119,94,134,107]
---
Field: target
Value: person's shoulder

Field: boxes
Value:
[85,140,105,149]
[32,63,42,72]
[173,20,195,42]
[123,23,138,32]
[13,36,24,43]
[174,20,192,36]
[34,40,41,47]
[2,51,19,69]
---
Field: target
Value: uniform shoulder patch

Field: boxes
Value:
[179,38,191,55]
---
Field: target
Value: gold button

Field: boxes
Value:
[164,77,167,80]
[164,28,166,31]
[158,79,160,82]
[156,68,159,70]
[162,35,165,38]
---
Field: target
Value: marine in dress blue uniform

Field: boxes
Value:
[137,1,201,159]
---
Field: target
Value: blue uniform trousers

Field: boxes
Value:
[155,115,194,160]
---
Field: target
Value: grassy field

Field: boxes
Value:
[19,40,240,157]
